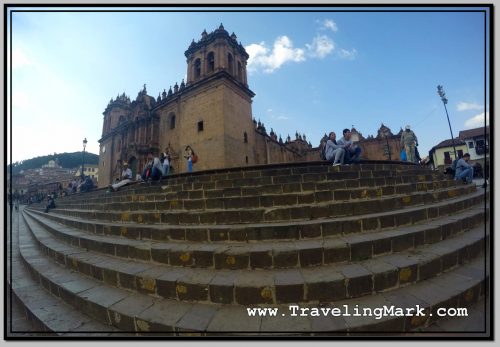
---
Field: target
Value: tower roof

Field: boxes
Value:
[184,25,249,59]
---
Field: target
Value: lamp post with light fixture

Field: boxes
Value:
[81,138,88,179]
[437,85,458,161]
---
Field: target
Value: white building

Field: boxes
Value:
[458,126,489,162]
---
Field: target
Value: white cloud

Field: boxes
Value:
[12,48,33,69]
[247,34,337,73]
[338,48,358,60]
[464,111,489,128]
[267,108,273,112]
[246,36,305,73]
[457,102,483,112]
[306,35,335,58]
[276,115,289,120]
[318,19,338,32]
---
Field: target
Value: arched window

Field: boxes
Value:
[207,52,215,72]
[194,59,201,79]
[237,61,243,80]
[244,132,248,143]
[228,53,233,73]
[169,114,176,130]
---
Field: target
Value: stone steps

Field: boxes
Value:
[23,206,486,270]
[58,162,441,199]
[60,168,448,205]
[25,188,485,242]
[7,210,125,336]
[55,179,463,211]
[16,208,488,333]
[28,184,478,226]
[21,209,487,306]
[12,161,489,335]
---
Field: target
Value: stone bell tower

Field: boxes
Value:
[168,23,256,170]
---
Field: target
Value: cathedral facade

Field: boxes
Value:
[98,25,404,188]
[97,25,315,187]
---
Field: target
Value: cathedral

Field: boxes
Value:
[98,24,404,188]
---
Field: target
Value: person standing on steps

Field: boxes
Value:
[160,152,170,177]
[184,146,197,173]
[400,124,419,163]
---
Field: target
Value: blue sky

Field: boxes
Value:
[8,6,490,163]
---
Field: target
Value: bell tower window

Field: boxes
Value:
[228,53,233,74]
[207,52,215,72]
[169,114,176,129]
[237,61,243,80]
[194,59,201,79]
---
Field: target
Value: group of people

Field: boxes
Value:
[67,175,96,194]
[323,128,362,166]
[108,149,177,192]
[108,145,197,192]
[322,125,421,166]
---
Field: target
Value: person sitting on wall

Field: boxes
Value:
[325,131,345,166]
[337,128,362,163]
[454,153,474,184]
[141,151,163,181]
[108,161,134,192]
[79,175,96,192]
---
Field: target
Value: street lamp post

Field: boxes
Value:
[82,138,88,178]
[437,85,458,161]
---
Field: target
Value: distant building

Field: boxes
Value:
[429,138,467,170]
[10,159,78,201]
[97,25,420,188]
[74,164,99,181]
[97,25,313,187]
[356,124,405,161]
[458,126,489,162]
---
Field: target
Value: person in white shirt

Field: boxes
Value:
[337,128,362,163]
[109,162,134,191]
[325,131,345,166]
[161,152,170,177]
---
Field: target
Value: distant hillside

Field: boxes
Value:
[8,152,99,175]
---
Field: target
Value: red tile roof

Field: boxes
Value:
[459,126,489,140]
[431,138,466,151]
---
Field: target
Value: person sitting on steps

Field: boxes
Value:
[45,195,56,213]
[325,131,345,166]
[337,128,362,164]
[141,151,163,181]
[108,161,134,192]
[454,153,474,184]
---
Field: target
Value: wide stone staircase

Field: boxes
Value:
[8,161,489,336]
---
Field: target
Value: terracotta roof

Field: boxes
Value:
[431,137,466,151]
[459,126,489,140]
